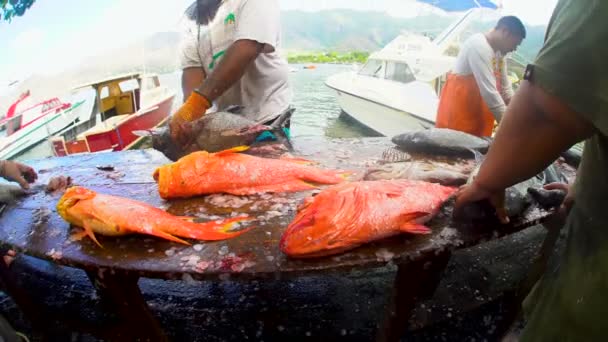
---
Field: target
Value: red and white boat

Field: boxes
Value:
[50,72,175,156]
[0,90,90,160]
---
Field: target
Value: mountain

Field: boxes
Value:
[1,9,547,105]
[281,10,547,61]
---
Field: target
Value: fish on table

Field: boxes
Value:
[363,159,475,186]
[153,146,350,199]
[57,186,252,247]
[391,128,490,156]
[137,106,294,161]
[280,179,457,258]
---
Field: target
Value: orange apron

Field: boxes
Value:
[435,73,496,137]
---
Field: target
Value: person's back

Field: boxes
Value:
[180,0,292,124]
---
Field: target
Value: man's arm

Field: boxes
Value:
[454,80,595,220]
[181,67,205,102]
[196,39,263,102]
[468,48,507,122]
[500,57,514,105]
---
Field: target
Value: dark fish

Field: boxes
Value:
[527,188,567,209]
[560,148,582,168]
[364,161,471,186]
[391,128,490,156]
[460,151,565,221]
[136,106,294,161]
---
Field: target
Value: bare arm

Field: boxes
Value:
[474,80,594,191]
[455,80,595,221]
[181,67,205,102]
[196,39,263,102]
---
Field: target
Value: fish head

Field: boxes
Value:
[56,186,96,220]
[280,187,354,257]
[135,126,186,161]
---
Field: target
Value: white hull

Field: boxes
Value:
[326,72,438,137]
[0,92,95,160]
[333,89,434,137]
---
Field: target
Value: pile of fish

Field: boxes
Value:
[44,125,568,258]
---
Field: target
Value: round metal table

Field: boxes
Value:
[0,137,564,341]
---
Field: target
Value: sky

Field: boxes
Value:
[0,0,558,89]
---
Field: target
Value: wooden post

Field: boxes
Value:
[376,251,452,342]
[86,269,168,342]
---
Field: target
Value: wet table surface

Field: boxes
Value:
[0,137,564,281]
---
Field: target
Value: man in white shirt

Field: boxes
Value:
[436,16,526,137]
[171,0,293,146]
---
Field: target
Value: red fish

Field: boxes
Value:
[153,146,349,199]
[57,186,252,247]
[280,179,457,258]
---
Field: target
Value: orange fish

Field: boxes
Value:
[280,179,457,258]
[57,186,252,247]
[153,146,349,199]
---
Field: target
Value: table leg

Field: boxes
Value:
[0,248,51,334]
[376,252,452,342]
[86,270,168,342]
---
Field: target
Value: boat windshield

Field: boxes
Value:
[358,59,385,78]
[385,61,416,84]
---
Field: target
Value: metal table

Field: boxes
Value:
[0,137,565,341]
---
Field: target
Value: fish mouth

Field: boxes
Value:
[56,186,95,218]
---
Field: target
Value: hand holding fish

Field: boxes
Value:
[542,182,574,227]
[170,90,212,146]
[453,181,509,224]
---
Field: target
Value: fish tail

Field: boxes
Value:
[177,216,254,241]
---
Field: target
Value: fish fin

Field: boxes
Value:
[279,156,317,165]
[215,146,250,156]
[399,222,432,234]
[398,211,431,234]
[129,224,191,245]
[69,230,88,242]
[184,216,254,241]
[82,219,104,248]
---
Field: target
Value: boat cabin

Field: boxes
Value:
[50,72,174,156]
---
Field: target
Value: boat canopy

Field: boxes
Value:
[417,0,499,11]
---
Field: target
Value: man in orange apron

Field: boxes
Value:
[436,16,526,137]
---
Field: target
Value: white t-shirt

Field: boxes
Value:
[453,33,514,120]
[180,0,293,124]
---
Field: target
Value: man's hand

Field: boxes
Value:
[169,90,211,146]
[454,181,509,224]
[0,160,37,189]
[542,182,574,226]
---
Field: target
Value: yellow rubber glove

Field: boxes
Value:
[170,90,211,144]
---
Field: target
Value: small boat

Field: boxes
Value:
[0,92,90,160]
[50,73,175,157]
[303,65,317,70]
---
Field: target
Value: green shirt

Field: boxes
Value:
[521,0,608,341]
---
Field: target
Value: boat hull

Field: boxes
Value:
[328,83,435,138]
[0,102,87,160]
[325,71,438,138]
[51,94,175,156]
